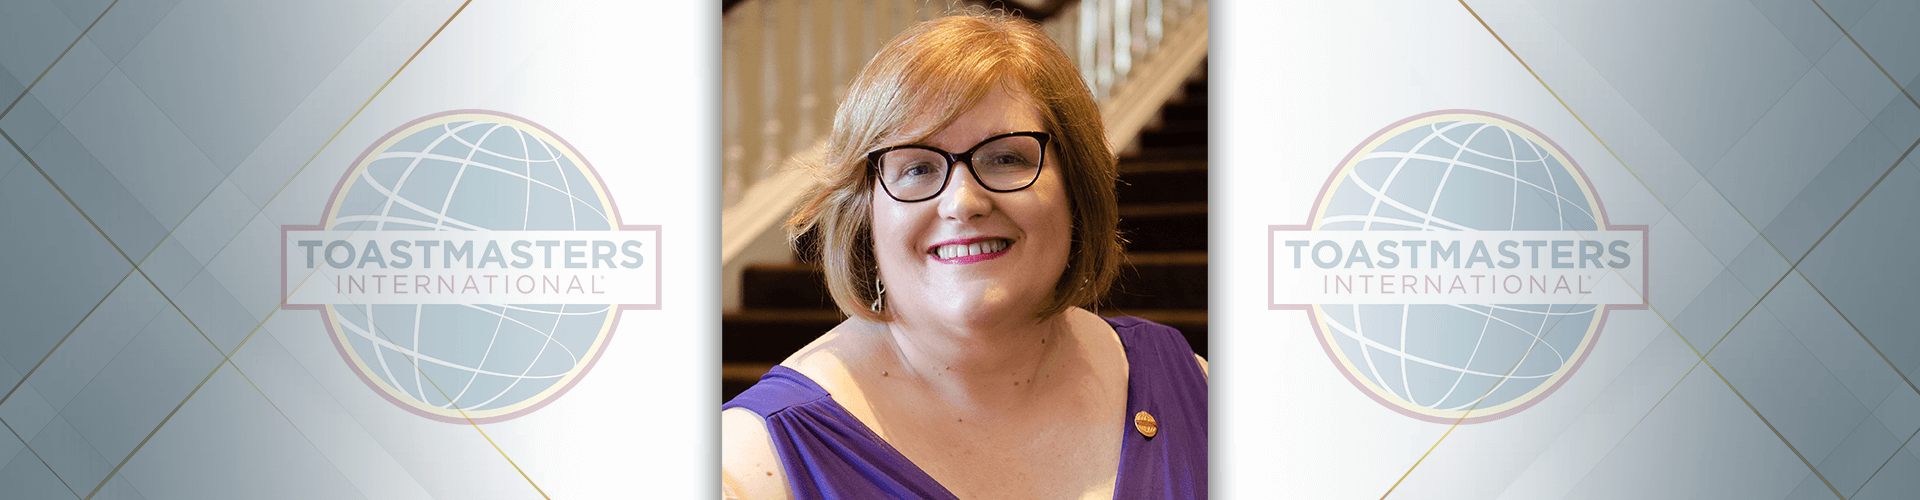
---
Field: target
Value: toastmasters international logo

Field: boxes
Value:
[282,110,659,423]
[1271,110,1648,424]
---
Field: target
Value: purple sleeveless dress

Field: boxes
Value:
[723,316,1208,499]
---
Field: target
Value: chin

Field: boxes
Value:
[931,287,1051,329]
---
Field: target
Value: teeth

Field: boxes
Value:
[935,239,1008,259]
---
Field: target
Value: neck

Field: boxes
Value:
[881,308,1080,415]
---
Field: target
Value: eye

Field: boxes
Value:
[985,151,1031,166]
[901,162,937,177]
[886,160,944,186]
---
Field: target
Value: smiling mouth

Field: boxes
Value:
[929,238,1012,263]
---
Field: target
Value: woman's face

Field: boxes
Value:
[870,87,1073,329]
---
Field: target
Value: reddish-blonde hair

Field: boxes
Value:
[788,13,1121,321]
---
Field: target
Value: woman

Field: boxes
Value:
[722,13,1206,499]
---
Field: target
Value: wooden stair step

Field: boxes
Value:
[1141,128,1206,149]
[723,309,843,364]
[722,362,778,403]
[1117,167,1207,205]
[1116,157,1206,174]
[1122,145,1206,162]
[1157,101,1206,121]
[1118,202,1207,252]
[1109,251,1207,310]
[740,264,837,309]
[1154,117,1208,134]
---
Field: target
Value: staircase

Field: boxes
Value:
[723,65,1208,401]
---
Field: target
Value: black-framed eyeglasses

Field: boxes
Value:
[868,131,1051,203]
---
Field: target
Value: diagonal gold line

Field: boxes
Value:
[4,120,258,500]
[1459,0,1920,492]
[127,0,553,493]
[1580,133,1919,500]
[1643,0,1920,410]
[1812,0,1920,112]
[1328,1,1904,496]
[1802,4,1920,494]
[1378,295,1603,498]
[219,356,373,497]
[1376,114,1677,498]
[1802,276,1920,414]
[1374,131,1630,494]
[1452,0,1903,494]
[0,0,250,419]
[4,124,229,367]
[213,307,443,495]
[1400,3,1920,498]
[0,2,516,497]
[336,299,553,499]
[0,0,142,411]
[1519,0,1920,492]
[57,2,507,499]
[4,120,318,498]
[6,2,543,497]
[1367,145,1634,496]
[0,0,353,413]
[0,0,121,121]
[1658,127,1919,499]
[0,416,83,499]
[0,272,132,409]
[1851,424,1920,498]
[1367,9,1669,497]
[1541,0,1920,415]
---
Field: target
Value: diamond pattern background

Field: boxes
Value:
[1225,0,1920,498]
[1454,1,1920,497]
[1500,1,1920,496]
[0,1,707,498]
[0,1,426,498]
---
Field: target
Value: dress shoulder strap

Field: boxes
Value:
[1107,316,1209,500]
[723,366,960,500]
[722,365,830,417]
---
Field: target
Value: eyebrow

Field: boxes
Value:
[899,129,1040,150]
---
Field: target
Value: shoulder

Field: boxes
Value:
[721,408,792,500]
[781,317,889,412]
[722,318,891,499]
[722,319,876,500]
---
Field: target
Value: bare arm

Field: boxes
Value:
[721,408,794,500]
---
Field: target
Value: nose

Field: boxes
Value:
[937,162,992,221]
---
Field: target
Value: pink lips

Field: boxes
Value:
[927,237,1012,264]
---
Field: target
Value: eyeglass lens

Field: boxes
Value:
[876,134,1044,201]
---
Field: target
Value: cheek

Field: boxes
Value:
[1029,176,1076,255]
[867,193,919,261]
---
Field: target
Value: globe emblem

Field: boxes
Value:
[1310,111,1609,423]
[320,111,620,423]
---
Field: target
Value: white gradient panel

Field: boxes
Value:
[1224,0,1920,498]
[0,0,712,498]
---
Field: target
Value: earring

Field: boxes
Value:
[871,278,886,313]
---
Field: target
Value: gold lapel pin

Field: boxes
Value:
[1134,411,1158,438]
